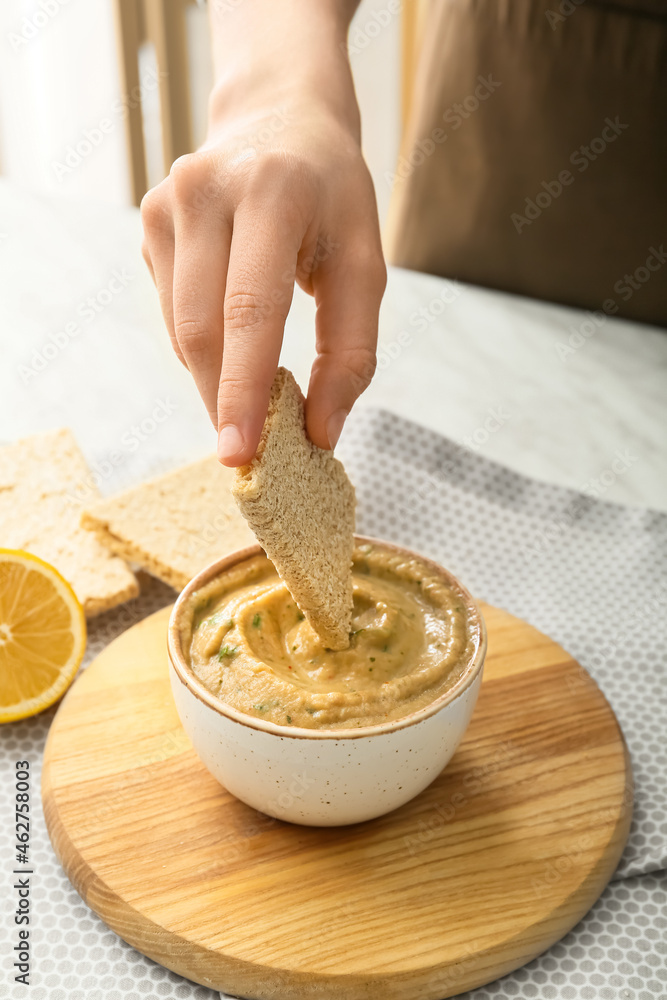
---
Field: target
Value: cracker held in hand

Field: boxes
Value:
[232,367,356,650]
[82,455,255,591]
[0,428,138,617]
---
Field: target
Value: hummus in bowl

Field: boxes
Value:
[183,543,481,731]
[168,537,486,825]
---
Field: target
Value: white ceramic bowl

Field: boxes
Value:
[167,536,487,826]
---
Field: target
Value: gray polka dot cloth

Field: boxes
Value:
[0,408,664,1000]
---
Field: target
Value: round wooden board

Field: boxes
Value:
[42,603,632,1000]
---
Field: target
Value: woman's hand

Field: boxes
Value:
[140,1,386,466]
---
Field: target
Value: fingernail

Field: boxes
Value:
[217,424,244,463]
[326,409,348,451]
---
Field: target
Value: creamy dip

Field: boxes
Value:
[183,544,481,730]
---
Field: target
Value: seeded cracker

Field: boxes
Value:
[82,455,255,590]
[0,428,138,616]
[232,367,356,650]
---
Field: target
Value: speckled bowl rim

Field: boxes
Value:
[167,535,487,741]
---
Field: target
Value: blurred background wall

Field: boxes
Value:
[0,0,401,225]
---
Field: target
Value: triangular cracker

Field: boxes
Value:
[232,367,355,650]
[82,455,255,590]
[0,428,138,617]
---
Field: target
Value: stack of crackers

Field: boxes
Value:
[3,369,356,647]
[0,428,139,617]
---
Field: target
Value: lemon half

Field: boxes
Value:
[0,549,86,723]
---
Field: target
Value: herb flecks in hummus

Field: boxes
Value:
[183,545,481,730]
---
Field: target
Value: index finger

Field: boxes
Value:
[216,208,302,466]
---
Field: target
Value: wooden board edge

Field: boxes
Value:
[38,603,635,1000]
[39,734,633,1000]
[427,734,634,998]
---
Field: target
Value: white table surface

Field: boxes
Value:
[0,178,665,511]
